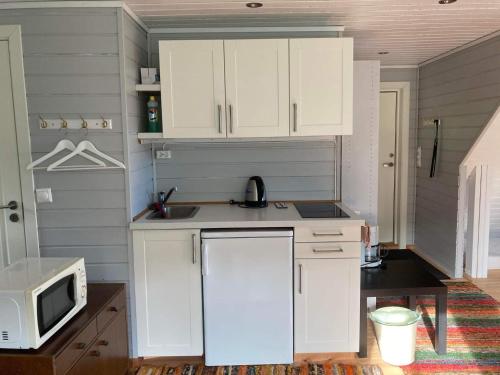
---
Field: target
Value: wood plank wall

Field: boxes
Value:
[0,8,130,282]
[122,12,154,217]
[416,35,500,275]
[380,67,419,244]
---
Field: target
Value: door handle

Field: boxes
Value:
[192,233,197,264]
[298,263,303,294]
[228,104,233,133]
[383,162,394,167]
[217,104,222,134]
[0,201,17,210]
[293,103,298,132]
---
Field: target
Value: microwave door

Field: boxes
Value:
[37,274,76,338]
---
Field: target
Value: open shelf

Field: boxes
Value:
[135,83,161,92]
[138,132,163,140]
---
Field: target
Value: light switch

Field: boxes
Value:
[36,188,53,204]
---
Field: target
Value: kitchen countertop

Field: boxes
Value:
[130,201,364,230]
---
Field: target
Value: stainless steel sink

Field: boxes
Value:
[147,206,200,220]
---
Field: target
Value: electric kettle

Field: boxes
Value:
[244,176,267,208]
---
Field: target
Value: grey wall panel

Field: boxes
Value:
[380,67,419,244]
[122,12,154,218]
[415,34,500,276]
[23,55,120,75]
[0,8,130,283]
[154,141,337,202]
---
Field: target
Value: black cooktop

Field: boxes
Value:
[294,202,350,219]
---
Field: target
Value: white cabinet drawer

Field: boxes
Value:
[295,242,360,259]
[295,224,361,243]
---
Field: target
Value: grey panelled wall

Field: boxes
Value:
[122,12,154,217]
[380,67,419,245]
[0,8,129,282]
[155,141,337,202]
[416,35,500,276]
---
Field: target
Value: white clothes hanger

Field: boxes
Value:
[47,140,126,171]
[27,139,106,170]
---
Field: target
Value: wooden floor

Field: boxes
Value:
[471,269,500,301]
[132,270,500,375]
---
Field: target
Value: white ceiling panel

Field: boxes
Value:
[122,0,500,65]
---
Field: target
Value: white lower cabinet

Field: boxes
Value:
[295,256,360,353]
[133,229,203,356]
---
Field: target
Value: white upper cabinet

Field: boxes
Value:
[157,38,353,139]
[159,40,226,138]
[224,39,289,138]
[289,38,353,136]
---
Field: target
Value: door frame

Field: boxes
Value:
[380,82,410,248]
[0,25,39,258]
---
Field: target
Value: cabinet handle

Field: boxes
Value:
[312,248,343,253]
[98,340,109,346]
[76,342,86,350]
[312,230,343,237]
[217,104,222,134]
[298,263,303,294]
[108,306,118,312]
[293,103,298,132]
[229,104,233,133]
[90,350,100,357]
[192,233,197,264]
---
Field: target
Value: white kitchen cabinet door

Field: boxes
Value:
[295,257,360,353]
[224,39,289,138]
[289,38,353,136]
[159,40,226,138]
[133,230,203,356]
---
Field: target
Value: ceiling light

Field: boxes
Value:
[378,51,389,55]
[246,2,263,8]
[438,0,457,4]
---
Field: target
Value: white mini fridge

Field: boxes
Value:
[201,229,293,366]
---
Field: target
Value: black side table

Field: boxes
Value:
[359,259,448,358]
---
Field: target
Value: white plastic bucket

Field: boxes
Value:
[370,306,421,366]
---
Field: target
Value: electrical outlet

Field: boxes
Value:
[156,150,171,159]
[417,146,422,168]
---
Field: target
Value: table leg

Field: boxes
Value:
[359,295,368,358]
[407,295,417,310]
[435,292,447,355]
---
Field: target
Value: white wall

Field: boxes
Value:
[342,61,380,225]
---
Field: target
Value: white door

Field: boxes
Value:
[289,38,353,136]
[378,91,398,243]
[133,230,203,356]
[224,39,289,138]
[0,39,27,269]
[295,258,359,353]
[159,40,226,138]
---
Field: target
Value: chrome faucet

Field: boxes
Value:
[159,186,178,206]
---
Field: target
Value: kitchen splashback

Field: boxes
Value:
[154,140,337,202]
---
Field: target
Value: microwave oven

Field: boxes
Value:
[0,257,87,349]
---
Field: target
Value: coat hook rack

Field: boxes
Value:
[38,116,113,130]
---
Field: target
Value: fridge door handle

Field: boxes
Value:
[202,242,209,275]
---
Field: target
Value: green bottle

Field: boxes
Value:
[147,96,160,132]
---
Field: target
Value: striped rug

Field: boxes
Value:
[377,281,500,374]
[136,363,382,375]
